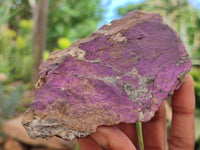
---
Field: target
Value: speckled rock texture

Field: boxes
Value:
[22,10,191,141]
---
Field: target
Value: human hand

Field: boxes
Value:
[78,75,195,150]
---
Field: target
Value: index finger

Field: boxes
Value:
[169,75,195,149]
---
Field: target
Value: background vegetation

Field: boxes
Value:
[0,0,200,149]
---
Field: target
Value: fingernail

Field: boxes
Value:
[91,127,108,148]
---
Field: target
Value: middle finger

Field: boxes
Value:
[142,102,167,150]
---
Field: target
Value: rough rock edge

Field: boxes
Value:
[23,116,90,141]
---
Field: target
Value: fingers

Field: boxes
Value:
[78,126,136,150]
[91,126,136,150]
[116,123,138,147]
[78,136,102,150]
[169,75,195,150]
[142,102,167,150]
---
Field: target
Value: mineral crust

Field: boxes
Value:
[22,10,191,140]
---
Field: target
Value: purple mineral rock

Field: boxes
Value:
[22,10,191,140]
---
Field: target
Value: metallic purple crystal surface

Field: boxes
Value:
[22,10,191,140]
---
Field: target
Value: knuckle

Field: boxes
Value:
[168,135,194,149]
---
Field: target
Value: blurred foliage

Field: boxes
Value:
[0,0,12,28]
[57,38,71,49]
[0,82,23,123]
[192,48,200,58]
[47,0,103,49]
[195,109,200,149]
[0,19,33,82]
[196,137,200,150]
[43,37,72,61]
[5,0,103,50]
[190,68,200,108]
[0,0,103,83]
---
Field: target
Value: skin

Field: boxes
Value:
[78,75,195,150]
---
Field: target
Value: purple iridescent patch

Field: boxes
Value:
[22,10,191,140]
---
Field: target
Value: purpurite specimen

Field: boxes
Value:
[22,10,191,140]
